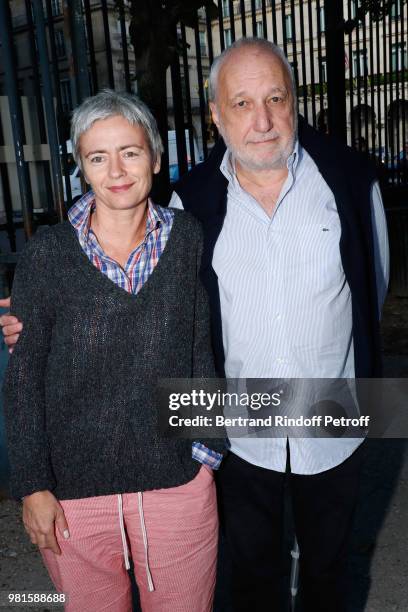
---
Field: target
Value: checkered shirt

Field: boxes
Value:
[68,191,222,470]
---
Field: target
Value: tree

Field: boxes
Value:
[344,0,407,33]
[123,0,218,200]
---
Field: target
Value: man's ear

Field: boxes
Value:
[209,102,220,130]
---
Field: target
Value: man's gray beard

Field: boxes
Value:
[222,131,296,172]
[218,119,297,172]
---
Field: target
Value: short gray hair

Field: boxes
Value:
[70,89,163,171]
[209,37,296,109]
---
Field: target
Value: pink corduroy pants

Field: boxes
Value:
[41,466,218,612]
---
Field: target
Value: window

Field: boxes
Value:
[54,30,66,58]
[319,7,325,32]
[222,0,230,18]
[285,15,292,41]
[392,42,407,71]
[321,57,327,82]
[199,31,207,56]
[224,28,232,48]
[256,21,264,38]
[255,0,262,9]
[60,79,72,113]
[352,50,368,76]
[51,0,62,16]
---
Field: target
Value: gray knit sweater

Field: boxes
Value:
[3,211,222,500]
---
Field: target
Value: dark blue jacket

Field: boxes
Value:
[174,118,381,378]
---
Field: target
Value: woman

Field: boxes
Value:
[3,90,224,612]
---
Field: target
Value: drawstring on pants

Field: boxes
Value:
[116,493,155,592]
[117,495,130,570]
[138,492,155,592]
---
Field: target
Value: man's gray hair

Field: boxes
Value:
[209,37,296,106]
[71,89,163,171]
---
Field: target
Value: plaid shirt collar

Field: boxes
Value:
[68,190,166,250]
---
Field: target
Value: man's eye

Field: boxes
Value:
[236,100,247,108]
[270,96,283,103]
[124,150,139,158]
[90,156,104,163]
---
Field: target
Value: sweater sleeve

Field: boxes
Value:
[192,223,217,379]
[3,229,57,499]
[192,223,226,456]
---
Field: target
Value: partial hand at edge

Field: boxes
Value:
[22,490,70,555]
[0,297,22,352]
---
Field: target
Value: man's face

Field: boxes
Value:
[210,48,296,172]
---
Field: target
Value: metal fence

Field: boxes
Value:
[0,1,407,270]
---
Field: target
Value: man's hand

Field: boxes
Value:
[22,490,70,555]
[0,297,22,353]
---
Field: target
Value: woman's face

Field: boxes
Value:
[79,115,160,212]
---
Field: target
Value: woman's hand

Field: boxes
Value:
[0,297,22,353]
[22,491,70,555]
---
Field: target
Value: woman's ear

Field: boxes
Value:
[153,157,161,175]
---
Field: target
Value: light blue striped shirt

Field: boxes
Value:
[170,141,389,474]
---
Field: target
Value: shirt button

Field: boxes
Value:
[275,313,281,321]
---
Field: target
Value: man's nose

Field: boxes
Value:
[108,154,125,177]
[254,103,273,132]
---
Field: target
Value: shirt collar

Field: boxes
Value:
[68,190,163,247]
[220,139,301,184]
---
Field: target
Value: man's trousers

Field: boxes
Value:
[216,443,364,612]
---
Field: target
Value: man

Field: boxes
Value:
[1,39,389,612]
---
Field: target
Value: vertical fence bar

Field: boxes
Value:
[44,0,73,209]
[261,0,268,39]
[383,5,390,174]
[307,0,317,128]
[355,3,363,145]
[387,7,395,181]
[316,0,324,118]
[324,0,347,141]
[298,0,308,121]
[68,0,91,104]
[368,10,376,157]
[194,14,209,160]
[170,26,188,178]
[401,0,407,176]
[394,1,401,185]
[250,0,257,36]
[32,0,65,221]
[228,0,236,41]
[281,0,288,57]
[375,13,382,163]
[361,8,369,152]
[0,0,34,238]
[289,0,298,90]
[0,111,17,251]
[83,0,98,94]
[117,0,131,93]
[25,0,54,215]
[100,0,114,88]
[240,0,247,38]
[347,0,355,147]
[217,1,225,52]
[206,7,214,65]
[270,0,277,43]
[180,24,195,167]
